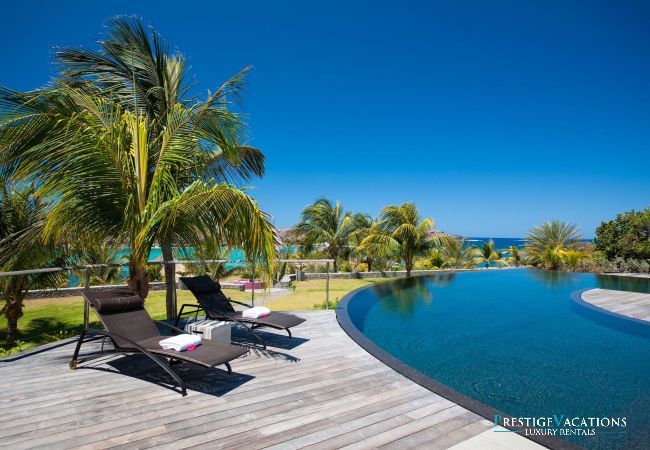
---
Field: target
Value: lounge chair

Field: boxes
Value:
[177,275,306,347]
[70,288,248,396]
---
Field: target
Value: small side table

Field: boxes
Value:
[184,320,233,344]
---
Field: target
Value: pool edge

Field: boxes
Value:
[335,276,580,450]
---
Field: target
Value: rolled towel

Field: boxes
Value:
[242,306,271,319]
[159,334,202,351]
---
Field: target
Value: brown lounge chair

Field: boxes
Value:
[177,275,305,347]
[70,288,248,396]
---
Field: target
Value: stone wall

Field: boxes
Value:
[23,282,168,299]
[302,268,483,279]
[22,280,244,300]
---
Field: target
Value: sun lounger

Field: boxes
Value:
[177,275,305,347]
[70,288,248,396]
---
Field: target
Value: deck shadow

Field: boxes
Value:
[231,327,309,350]
[79,352,254,396]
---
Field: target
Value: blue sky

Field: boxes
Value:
[1,1,649,237]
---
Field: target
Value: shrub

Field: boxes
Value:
[413,259,432,270]
[44,328,76,343]
[338,261,352,273]
[595,209,650,260]
[313,297,339,309]
[355,263,368,272]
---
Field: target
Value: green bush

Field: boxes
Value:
[413,258,433,270]
[595,209,650,260]
[313,297,339,309]
[338,261,352,273]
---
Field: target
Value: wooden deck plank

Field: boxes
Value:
[0,311,538,450]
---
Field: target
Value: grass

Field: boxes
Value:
[0,277,387,353]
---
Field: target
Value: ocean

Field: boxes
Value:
[464,237,527,249]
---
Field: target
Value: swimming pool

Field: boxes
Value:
[338,269,650,449]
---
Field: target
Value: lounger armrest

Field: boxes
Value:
[155,321,187,335]
[84,328,155,354]
[229,299,253,308]
[178,303,203,313]
[174,303,205,327]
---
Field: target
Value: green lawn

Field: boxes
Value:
[1,277,386,353]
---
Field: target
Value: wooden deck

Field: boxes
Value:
[0,311,541,449]
[582,288,650,322]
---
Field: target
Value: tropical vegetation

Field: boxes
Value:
[0,181,68,345]
[473,240,503,268]
[0,18,278,314]
[595,209,650,260]
[524,220,583,270]
[295,198,351,272]
[358,203,436,277]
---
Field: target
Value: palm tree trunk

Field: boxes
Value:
[406,261,412,277]
[367,257,373,272]
[329,246,338,273]
[128,259,149,299]
[161,242,176,320]
[4,290,25,347]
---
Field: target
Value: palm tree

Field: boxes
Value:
[295,198,352,272]
[0,18,277,306]
[524,220,582,270]
[348,213,378,271]
[72,240,126,286]
[181,246,236,281]
[473,240,503,268]
[505,245,522,267]
[61,17,268,315]
[437,237,476,269]
[359,203,435,277]
[0,182,67,346]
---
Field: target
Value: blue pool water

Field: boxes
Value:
[344,269,650,449]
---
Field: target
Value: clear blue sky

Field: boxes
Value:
[1,1,649,238]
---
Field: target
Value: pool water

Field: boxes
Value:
[344,269,650,449]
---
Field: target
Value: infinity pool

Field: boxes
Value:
[341,269,650,449]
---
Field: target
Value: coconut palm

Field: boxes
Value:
[0,182,67,346]
[0,19,277,304]
[72,240,126,286]
[348,213,378,271]
[437,237,476,269]
[473,240,503,268]
[505,245,522,267]
[181,247,236,281]
[295,198,352,272]
[359,203,435,277]
[525,220,582,270]
[55,17,267,314]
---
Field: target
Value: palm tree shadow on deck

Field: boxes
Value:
[8,317,89,350]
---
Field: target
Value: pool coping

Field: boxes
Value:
[336,275,580,450]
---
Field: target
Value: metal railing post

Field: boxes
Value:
[326,261,330,310]
[83,269,90,328]
[170,262,177,319]
[251,262,255,307]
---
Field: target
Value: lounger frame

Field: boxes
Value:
[70,292,237,396]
